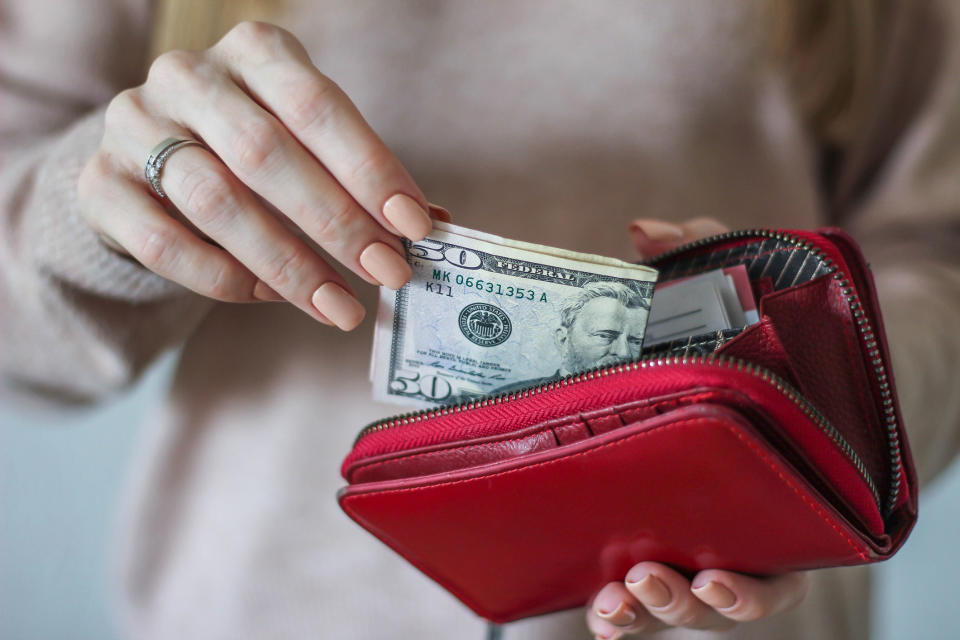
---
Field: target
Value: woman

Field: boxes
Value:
[2,0,958,638]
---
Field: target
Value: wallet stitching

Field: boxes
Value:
[351,393,720,478]
[351,421,582,477]
[345,416,872,561]
[352,429,561,479]
[727,427,871,561]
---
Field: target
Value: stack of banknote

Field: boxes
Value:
[370,222,659,408]
[370,221,760,409]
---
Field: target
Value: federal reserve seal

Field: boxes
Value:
[458,303,512,347]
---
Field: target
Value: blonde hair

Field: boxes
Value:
[769,0,883,146]
[149,0,883,146]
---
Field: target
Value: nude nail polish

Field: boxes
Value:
[359,242,412,290]
[626,573,672,608]
[311,282,365,331]
[691,581,737,609]
[630,220,685,242]
[383,193,432,241]
[596,601,637,626]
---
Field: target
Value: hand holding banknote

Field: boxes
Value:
[370,215,754,409]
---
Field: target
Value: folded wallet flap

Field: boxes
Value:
[339,404,884,624]
[817,228,917,528]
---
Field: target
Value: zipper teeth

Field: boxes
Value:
[654,228,902,516]
[833,269,902,516]
[359,352,881,510]
[360,229,902,517]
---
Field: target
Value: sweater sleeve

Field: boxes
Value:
[0,0,213,404]
[833,0,960,487]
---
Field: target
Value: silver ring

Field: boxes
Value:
[144,137,204,198]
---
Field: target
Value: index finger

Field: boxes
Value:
[212,23,433,241]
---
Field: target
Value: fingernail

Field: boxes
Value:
[625,573,671,608]
[383,193,432,241]
[427,202,453,222]
[630,220,684,242]
[359,242,412,290]
[311,282,365,331]
[691,581,737,609]
[596,601,636,627]
[252,280,284,302]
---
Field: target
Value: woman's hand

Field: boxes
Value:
[586,561,811,638]
[629,217,730,260]
[586,217,810,638]
[78,22,446,330]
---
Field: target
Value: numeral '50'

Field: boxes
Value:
[409,240,482,269]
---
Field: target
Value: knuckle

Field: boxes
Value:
[282,74,340,131]
[177,167,238,231]
[261,246,310,289]
[346,147,395,184]
[231,119,284,175]
[222,21,291,60]
[136,228,181,274]
[229,20,278,44]
[148,49,204,89]
[104,89,143,130]
[309,198,360,246]
[204,264,246,302]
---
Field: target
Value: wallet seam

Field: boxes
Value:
[726,425,871,562]
[343,415,872,563]
[350,392,721,479]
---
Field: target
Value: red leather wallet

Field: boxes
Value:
[339,228,917,623]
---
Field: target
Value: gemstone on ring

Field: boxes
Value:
[144,137,204,199]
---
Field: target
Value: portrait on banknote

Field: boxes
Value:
[371,222,657,408]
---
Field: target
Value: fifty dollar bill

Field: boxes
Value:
[371,221,658,408]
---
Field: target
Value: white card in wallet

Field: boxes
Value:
[643,278,733,346]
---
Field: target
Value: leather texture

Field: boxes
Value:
[341,405,881,623]
[339,228,918,623]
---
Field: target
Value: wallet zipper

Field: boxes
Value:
[357,353,881,511]
[358,230,900,517]
[651,228,902,516]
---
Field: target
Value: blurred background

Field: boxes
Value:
[1,349,958,639]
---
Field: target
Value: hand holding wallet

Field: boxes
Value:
[338,228,917,623]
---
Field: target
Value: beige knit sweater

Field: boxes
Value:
[3,1,959,638]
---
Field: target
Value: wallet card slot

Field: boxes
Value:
[349,392,709,483]
[644,238,831,351]
[641,327,745,359]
